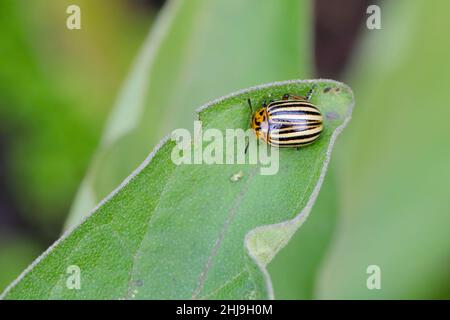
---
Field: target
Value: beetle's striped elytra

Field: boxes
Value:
[248,87,323,148]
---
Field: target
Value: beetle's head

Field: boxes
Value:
[251,108,268,139]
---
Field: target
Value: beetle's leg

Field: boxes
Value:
[245,135,258,155]
[305,84,318,101]
[262,99,267,107]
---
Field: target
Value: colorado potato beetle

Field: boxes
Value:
[248,87,323,147]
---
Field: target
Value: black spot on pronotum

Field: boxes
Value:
[323,87,332,93]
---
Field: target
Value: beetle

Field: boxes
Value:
[247,86,323,148]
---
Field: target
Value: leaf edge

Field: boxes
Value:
[0,79,355,300]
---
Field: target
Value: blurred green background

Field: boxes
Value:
[0,0,448,299]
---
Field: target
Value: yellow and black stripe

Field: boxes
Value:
[266,100,323,147]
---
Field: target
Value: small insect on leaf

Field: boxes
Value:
[249,86,324,148]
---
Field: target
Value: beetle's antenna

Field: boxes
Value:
[247,98,253,115]
[246,98,255,131]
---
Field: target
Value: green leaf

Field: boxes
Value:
[267,168,338,299]
[65,0,313,230]
[316,0,450,299]
[1,79,354,299]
